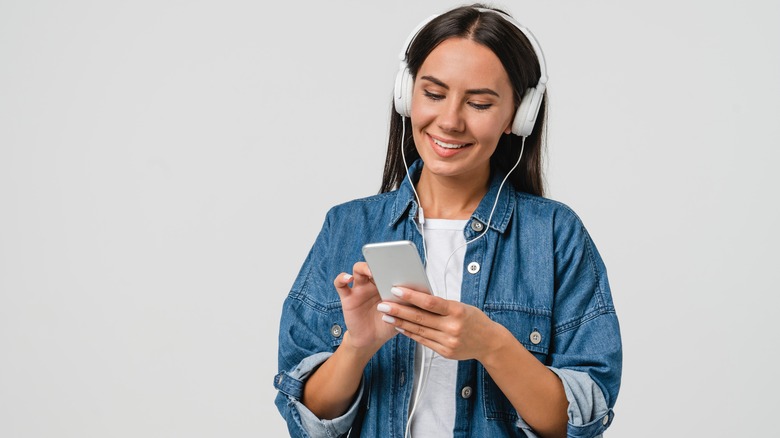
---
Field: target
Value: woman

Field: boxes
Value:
[275,5,621,437]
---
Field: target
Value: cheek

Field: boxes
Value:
[410,98,435,128]
[474,116,511,144]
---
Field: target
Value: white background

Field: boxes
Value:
[1,1,778,436]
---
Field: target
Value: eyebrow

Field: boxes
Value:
[419,75,500,98]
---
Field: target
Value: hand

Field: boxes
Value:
[333,262,399,353]
[376,287,500,362]
[378,288,570,438]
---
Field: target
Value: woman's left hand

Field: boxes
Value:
[382,287,569,437]
[377,287,500,362]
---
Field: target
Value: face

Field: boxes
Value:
[410,37,516,184]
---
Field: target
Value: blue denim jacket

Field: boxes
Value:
[275,161,622,437]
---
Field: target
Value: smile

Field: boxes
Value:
[431,137,470,149]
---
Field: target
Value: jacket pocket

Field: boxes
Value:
[481,305,552,423]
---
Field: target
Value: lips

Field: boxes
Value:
[427,133,473,158]
[432,137,468,149]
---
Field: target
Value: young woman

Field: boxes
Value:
[275,5,621,438]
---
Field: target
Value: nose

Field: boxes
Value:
[437,99,465,133]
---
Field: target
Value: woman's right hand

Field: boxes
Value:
[302,262,396,419]
[333,262,399,353]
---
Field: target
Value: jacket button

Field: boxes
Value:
[330,324,343,338]
[529,331,542,345]
[602,414,609,425]
[461,386,473,399]
[467,262,480,274]
[470,220,484,232]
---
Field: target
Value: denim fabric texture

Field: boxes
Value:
[275,160,622,437]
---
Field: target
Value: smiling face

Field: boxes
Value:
[410,37,516,186]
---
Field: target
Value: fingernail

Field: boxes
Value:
[395,327,405,333]
[343,273,353,281]
[391,287,403,297]
[376,303,391,313]
[381,314,396,324]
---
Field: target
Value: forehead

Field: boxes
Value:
[417,37,511,90]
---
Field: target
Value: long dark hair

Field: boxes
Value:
[380,4,547,196]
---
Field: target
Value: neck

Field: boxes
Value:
[415,166,490,220]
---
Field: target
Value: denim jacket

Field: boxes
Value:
[275,161,622,437]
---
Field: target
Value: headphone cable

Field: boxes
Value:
[400,122,526,437]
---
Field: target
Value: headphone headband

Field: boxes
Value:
[393,7,548,137]
[474,8,548,87]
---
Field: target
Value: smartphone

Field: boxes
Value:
[362,240,432,302]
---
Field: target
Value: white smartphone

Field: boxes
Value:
[362,240,432,303]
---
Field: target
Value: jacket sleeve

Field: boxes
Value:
[274,210,363,437]
[548,208,622,438]
[274,351,364,438]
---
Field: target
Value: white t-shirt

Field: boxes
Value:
[408,219,468,438]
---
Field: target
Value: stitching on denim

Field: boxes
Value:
[286,398,310,438]
[547,200,615,334]
[483,302,553,316]
[480,365,520,423]
[554,307,616,335]
[484,308,550,355]
[478,188,515,233]
[582,228,606,309]
[287,291,330,314]
[516,192,581,214]
[335,190,396,205]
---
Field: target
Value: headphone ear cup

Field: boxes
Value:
[394,64,414,117]
[512,85,545,137]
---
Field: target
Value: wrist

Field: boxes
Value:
[477,321,517,369]
[340,331,380,366]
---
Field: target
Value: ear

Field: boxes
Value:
[503,106,516,135]
[504,117,513,135]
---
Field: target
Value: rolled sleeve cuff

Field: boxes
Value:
[274,352,364,438]
[548,367,613,438]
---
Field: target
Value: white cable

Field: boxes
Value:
[442,136,526,300]
[405,345,431,438]
[399,115,431,438]
[402,133,527,437]
[400,116,428,265]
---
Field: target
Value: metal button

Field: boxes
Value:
[602,414,609,425]
[470,220,484,232]
[467,262,480,274]
[330,324,343,338]
[461,386,473,399]
[529,331,542,345]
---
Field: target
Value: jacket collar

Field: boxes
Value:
[389,159,515,233]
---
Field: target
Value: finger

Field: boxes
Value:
[393,324,452,358]
[333,273,354,297]
[334,272,353,287]
[390,316,464,360]
[378,303,446,339]
[391,286,450,316]
[352,262,374,286]
[352,262,372,277]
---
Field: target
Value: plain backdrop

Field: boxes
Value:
[1,0,779,436]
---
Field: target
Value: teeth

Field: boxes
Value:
[432,138,468,149]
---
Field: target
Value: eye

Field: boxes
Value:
[469,102,493,111]
[423,90,444,101]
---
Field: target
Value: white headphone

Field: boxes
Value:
[393,7,548,137]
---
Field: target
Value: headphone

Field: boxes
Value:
[393,7,548,137]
